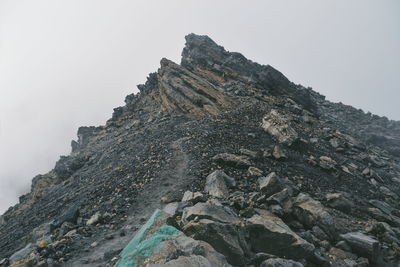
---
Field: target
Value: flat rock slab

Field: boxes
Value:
[182,203,241,225]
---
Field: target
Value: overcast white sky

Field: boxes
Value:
[0,0,399,214]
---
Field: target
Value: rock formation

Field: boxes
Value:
[1,34,400,267]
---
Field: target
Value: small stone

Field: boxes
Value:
[272,145,287,160]
[341,166,352,174]
[87,212,102,225]
[181,191,205,203]
[90,241,98,247]
[258,172,283,197]
[362,168,370,176]
[64,229,77,237]
[239,148,259,159]
[160,196,176,204]
[212,153,251,168]
[319,156,337,170]
[37,239,49,249]
[248,166,263,176]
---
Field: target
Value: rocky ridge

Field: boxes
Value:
[0,34,400,267]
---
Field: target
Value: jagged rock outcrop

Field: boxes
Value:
[1,33,400,267]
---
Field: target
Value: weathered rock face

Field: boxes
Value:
[1,33,400,267]
[181,34,296,99]
[262,109,298,146]
[157,58,235,118]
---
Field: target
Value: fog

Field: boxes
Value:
[0,0,399,214]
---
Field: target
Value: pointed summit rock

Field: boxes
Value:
[156,58,234,117]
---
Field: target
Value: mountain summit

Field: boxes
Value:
[1,34,400,267]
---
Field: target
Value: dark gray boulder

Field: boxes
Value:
[292,193,335,237]
[326,192,354,213]
[247,211,314,260]
[340,232,381,263]
[204,171,230,198]
[183,218,249,266]
[49,205,79,231]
